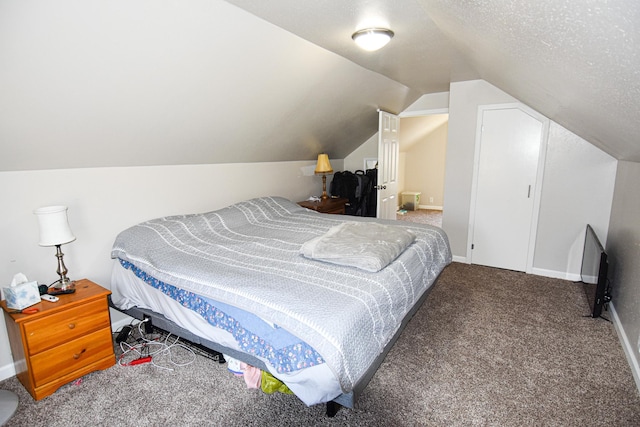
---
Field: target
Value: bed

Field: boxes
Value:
[109,196,451,415]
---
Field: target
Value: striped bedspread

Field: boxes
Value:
[111,196,451,392]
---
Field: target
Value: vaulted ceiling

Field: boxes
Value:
[227,0,640,162]
[1,0,638,171]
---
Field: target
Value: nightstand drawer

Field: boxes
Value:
[24,299,111,355]
[30,327,114,387]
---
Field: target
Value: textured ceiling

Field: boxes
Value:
[226,0,640,161]
[224,0,477,93]
[2,0,638,171]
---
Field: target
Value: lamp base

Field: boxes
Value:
[320,174,329,200]
[52,244,74,291]
[51,278,75,292]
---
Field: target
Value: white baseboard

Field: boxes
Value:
[452,255,468,264]
[609,303,640,394]
[110,313,134,332]
[529,267,581,281]
[0,361,16,382]
[109,305,146,333]
[419,204,443,211]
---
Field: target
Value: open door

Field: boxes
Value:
[377,111,400,220]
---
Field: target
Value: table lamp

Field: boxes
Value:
[34,206,76,291]
[314,154,334,200]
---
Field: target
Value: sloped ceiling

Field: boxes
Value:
[0,0,417,171]
[1,0,639,171]
[421,0,640,161]
[227,0,640,162]
[400,115,448,153]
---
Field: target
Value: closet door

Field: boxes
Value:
[470,107,545,272]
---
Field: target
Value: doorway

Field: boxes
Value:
[397,112,448,227]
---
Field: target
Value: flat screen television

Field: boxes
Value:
[580,225,611,318]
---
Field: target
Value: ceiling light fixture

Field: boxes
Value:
[352,28,394,51]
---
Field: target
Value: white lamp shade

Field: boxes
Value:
[352,28,394,51]
[34,206,76,246]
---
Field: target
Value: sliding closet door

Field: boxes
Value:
[470,107,545,272]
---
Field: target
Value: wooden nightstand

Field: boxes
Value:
[1,279,115,400]
[298,197,349,215]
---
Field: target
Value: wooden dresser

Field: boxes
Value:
[1,279,115,400]
[298,197,348,214]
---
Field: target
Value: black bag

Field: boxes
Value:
[330,171,360,215]
[354,170,373,216]
[364,168,377,217]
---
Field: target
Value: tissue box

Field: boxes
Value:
[3,281,41,310]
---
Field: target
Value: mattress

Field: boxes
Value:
[110,261,342,405]
[110,196,452,404]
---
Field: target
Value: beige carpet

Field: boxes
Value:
[397,209,442,227]
[2,262,639,426]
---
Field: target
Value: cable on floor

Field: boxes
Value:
[117,318,197,371]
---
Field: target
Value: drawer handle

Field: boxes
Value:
[73,349,86,360]
[68,323,76,329]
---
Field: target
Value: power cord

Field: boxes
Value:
[117,318,197,371]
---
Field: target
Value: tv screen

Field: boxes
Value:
[580,225,609,318]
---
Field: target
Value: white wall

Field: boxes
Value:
[0,160,329,380]
[344,92,451,174]
[443,80,518,258]
[401,120,448,209]
[402,92,450,114]
[608,160,640,390]
[344,92,451,204]
[533,122,617,279]
[343,134,377,173]
[443,79,617,277]
[398,152,406,207]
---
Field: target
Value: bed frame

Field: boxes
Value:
[109,277,437,417]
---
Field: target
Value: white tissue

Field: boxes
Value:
[4,273,40,310]
[10,273,28,287]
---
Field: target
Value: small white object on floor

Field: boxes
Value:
[0,389,19,425]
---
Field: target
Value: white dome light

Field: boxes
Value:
[352,28,394,51]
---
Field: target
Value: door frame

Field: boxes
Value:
[398,107,450,212]
[466,103,550,273]
[399,108,449,118]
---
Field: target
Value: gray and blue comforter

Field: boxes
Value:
[111,196,451,392]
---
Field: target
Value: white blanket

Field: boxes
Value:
[300,222,416,272]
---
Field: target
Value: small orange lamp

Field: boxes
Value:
[314,154,334,200]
